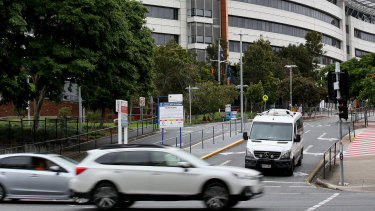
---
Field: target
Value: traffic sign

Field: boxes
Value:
[140,97,145,107]
[263,95,268,101]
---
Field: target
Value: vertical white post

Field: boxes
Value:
[290,67,293,110]
[240,32,244,133]
[124,124,128,144]
[118,111,122,144]
[189,85,192,124]
[27,77,30,125]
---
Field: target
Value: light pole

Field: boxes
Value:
[185,85,199,124]
[285,65,297,110]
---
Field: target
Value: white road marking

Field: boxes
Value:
[304,145,323,156]
[219,151,245,155]
[293,171,309,176]
[263,181,305,184]
[264,186,281,188]
[305,130,311,134]
[219,160,231,166]
[317,133,338,142]
[305,193,340,211]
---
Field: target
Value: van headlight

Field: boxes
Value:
[246,148,254,158]
[280,150,291,159]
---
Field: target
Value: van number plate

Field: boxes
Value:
[261,164,271,169]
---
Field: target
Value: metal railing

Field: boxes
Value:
[321,140,340,179]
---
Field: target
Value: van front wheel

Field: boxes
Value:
[286,160,294,176]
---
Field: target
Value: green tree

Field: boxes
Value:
[0,0,154,130]
[245,82,264,111]
[242,37,285,86]
[190,81,238,121]
[153,39,209,96]
[320,54,375,106]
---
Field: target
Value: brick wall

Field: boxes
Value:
[0,101,79,117]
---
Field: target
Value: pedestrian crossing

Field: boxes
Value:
[344,122,375,157]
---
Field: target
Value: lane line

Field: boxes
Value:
[263,181,306,184]
[305,130,311,134]
[305,193,340,211]
[219,160,231,166]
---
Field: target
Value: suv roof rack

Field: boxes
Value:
[260,109,294,117]
[99,144,166,150]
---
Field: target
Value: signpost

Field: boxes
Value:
[116,100,128,144]
[263,95,268,111]
[159,102,184,128]
[231,111,237,120]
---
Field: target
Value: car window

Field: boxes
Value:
[151,151,186,167]
[31,157,68,173]
[0,156,32,170]
[95,151,151,166]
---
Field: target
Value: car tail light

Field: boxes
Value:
[76,167,87,175]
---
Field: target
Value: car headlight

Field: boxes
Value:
[233,172,257,180]
[246,148,254,158]
[280,150,291,159]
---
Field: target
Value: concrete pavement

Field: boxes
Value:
[315,117,375,192]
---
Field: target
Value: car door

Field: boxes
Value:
[27,157,72,198]
[95,151,152,194]
[148,151,201,195]
[0,156,33,196]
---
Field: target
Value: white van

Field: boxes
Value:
[243,109,304,175]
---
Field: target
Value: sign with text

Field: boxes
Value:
[140,97,145,106]
[225,104,231,120]
[159,102,184,128]
[168,94,183,102]
[231,111,237,120]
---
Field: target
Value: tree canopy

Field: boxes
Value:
[0,0,154,128]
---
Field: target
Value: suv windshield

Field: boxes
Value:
[250,122,292,141]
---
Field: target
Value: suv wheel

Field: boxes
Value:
[93,182,119,210]
[203,182,229,210]
[0,184,5,202]
[118,198,135,208]
[297,150,303,166]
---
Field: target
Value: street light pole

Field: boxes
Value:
[218,39,220,84]
[285,65,297,110]
[185,86,199,124]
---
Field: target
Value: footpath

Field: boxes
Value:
[315,116,375,192]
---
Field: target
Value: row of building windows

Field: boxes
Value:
[229,40,340,65]
[145,5,178,20]
[346,6,375,25]
[355,48,372,57]
[188,8,212,18]
[228,16,341,49]
[152,33,179,46]
[354,28,375,43]
[232,0,340,28]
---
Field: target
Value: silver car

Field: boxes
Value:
[0,153,77,201]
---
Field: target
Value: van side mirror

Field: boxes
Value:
[243,132,248,140]
[294,134,301,142]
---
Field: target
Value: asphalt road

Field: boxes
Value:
[2,117,375,210]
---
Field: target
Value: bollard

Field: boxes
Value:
[329,148,331,171]
[348,126,351,142]
[222,123,224,141]
[323,152,326,179]
[213,126,215,144]
[190,133,192,153]
[202,129,204,149]
[175,137,177,147]
[230,121,232,137]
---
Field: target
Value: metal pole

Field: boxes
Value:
[290,67,292,110]
[189,85,192,124]
[339,119,344,185]
[240,32,244,133]
[218,39,220,83]
[202,129,204,149]
[180,127,182,148]
[222,123,224,140]
[78,86,82,133]
[213,126,215,144]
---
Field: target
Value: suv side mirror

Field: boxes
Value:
[294,134,301,142]
[243,132,248,140]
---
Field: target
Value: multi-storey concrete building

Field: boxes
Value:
[142,0,375,65]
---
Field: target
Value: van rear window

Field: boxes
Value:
[250,122,292,141]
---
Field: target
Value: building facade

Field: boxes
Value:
[142,0,375,65]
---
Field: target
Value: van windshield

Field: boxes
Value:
[250,122,292,141]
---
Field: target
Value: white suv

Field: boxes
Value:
[70,144,263,210]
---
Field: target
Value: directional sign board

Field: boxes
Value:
[225,104,231,120]
[159,102,184,128]
[231,111,237,120]
[168,94,183,102]
[116,100,128,127]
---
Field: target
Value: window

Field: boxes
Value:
[232,0,340,27]
[354,29,375,43]
[228,16,341,49]
[355,48,371,57]
[151,152,186,167]
[152,33,179,46]
[0,156,32,169]
[346,6,375,25]
[145,5,178,20]
[250,122,293,141]
[95,151,151,166]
